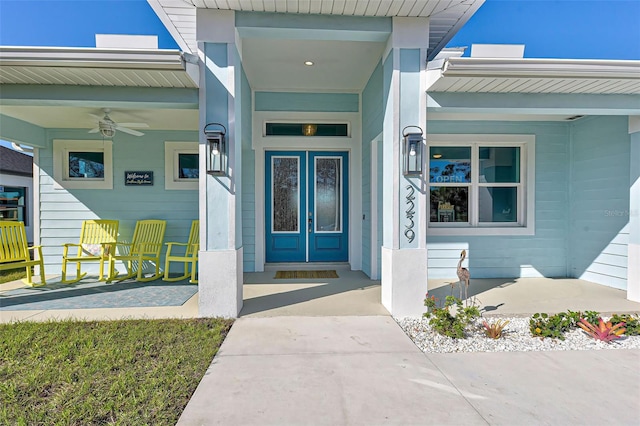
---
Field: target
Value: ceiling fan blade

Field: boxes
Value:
[88,113,102,120]
[118,122,149,128]
[88,128,100,133]
[116,126,144,137]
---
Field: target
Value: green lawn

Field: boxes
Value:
[0,318,233,425]
[0,268,27,284]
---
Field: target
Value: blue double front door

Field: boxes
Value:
[265,151,349,263]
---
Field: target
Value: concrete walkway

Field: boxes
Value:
[177,316,640,426]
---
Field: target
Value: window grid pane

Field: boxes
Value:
[428,143,524,227]
[69,152,104,179]
[178,153,199,179]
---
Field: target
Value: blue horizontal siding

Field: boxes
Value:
[255,92,359,112]
[426,121,570,279]
[38,129,199,275]
[569,116,629,289]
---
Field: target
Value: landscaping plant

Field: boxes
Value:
[423,294,480,339]
[609,313,640,336]
[577,317,626,343]
[529,312,576,340]
[482,319,510,339]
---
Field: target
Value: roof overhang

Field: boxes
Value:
[426,58,640,117]
[0,46,199,88]
[147,0,484,59]
[427,57,640,94]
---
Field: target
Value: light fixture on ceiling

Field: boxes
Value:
[302,124,317,136]
[432,154,442,159]
[304,61,314,66]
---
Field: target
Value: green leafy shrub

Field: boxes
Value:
[424,294,480,339]
[577,318,626,343]
[529,312,574,340]
[582,310,601,325]
[482,319,510,339]
[609,313,640,336]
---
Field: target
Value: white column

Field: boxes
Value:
[197,11,244,317]
[628,116,640,302]
[380,18,429,317]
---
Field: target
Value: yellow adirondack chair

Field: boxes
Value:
[106,220,167,282]
[0,221,46,287]
[163,220,199,284]
[61,219,119,283]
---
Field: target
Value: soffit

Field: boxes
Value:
[0,47,198,88]
[428,58,640,94]
[148,0,483,58]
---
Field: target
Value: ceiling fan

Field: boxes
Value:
[88,108,149,137]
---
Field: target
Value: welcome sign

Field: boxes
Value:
[125,171,153,186]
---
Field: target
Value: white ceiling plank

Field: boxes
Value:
[343,0,357,14]
[296,0,308,13]
[164,7,197,15]
[364,1,381,16]
[332,0,347,14]
[353,1,370,16]
[386,1,402,15]
[420,0,438,15]
[398,0,417,16]
[262,0,276,11]
[320,0,334,14]
[375,0,393,16]
[309,0,323,14]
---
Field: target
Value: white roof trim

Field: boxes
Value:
[440,57,640,79]
[427,57,640,94]
[0,46,188,70]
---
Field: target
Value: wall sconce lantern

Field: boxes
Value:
[302,123,317,136]
[204,123,227,176]
[402,126,424,176]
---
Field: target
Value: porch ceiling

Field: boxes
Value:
[0,47,199,136]
[427,58,640,94]
[148,0,484,61]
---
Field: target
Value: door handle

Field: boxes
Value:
[308,217,313,233]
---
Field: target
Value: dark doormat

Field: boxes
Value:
[274,270,339,279]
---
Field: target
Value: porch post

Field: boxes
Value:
[628,116,640,302]
[197,10,244,317]
[380,18,429,317]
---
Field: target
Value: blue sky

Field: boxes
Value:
[448,0,640,59]
[0,1,638,58]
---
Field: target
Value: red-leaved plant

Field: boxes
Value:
[577,317,626,343]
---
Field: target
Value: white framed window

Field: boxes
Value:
[53,140,113,190]
[427,134,535,236]
[165,141,199,190]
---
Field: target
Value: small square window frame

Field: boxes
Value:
[53,140,113,190]
[165,141,199,190]
[427,134,535,236]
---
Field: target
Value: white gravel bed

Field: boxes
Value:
[396,316,640,353]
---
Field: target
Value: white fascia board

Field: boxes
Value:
[0,46,187,70]
[147,0,194,54]
[441,57,640,79]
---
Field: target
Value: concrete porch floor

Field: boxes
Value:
[1,272,639,323]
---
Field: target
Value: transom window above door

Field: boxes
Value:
[428,134,535,236]
[264,123,349,137]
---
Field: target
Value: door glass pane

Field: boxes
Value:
[430,186,469,223]
[272,157,299,232]
[69,151,104,178]
[479,187,518,222]
[315,158,341,232]
[479,147,520,183]
[429,147,471,183]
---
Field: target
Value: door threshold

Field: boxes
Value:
[264,262,351,272]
